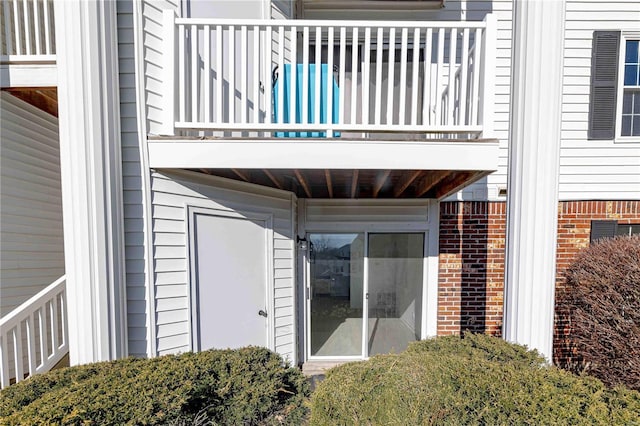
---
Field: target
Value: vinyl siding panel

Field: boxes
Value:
[142,0,180,136]
[150,170,296,362]
[560,0,640,200]
[0,93,64,317]
[118,0,149,357]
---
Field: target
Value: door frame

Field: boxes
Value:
[304,228,431,361]
[186,205,274,352]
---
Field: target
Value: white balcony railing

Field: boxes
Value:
[0,276,67,389]
[1,0,56,62]
[162,13,496,138]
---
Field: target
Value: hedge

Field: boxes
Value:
[310,334,640,425]
[556,234,640,390]
[0,346,309,425]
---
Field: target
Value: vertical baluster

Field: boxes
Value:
[264,26,272,125]
[386,28,396,125]
[422,28,433,126]
[277,26,285,125]
[13,0,21,55]
[0,334,9,388]
[37,307,46,363]
[447,28,458,126]
[33,0,40,55]
[22,0,30,55]
[326,27,334,137]
[25,315,36,376]
[289,26,297,129]
[241,25,248,125]
[410,28,420,126]
[3,0,12,55]
[253,25,260,124]
[203,25,211,124]
[43,0,50,54]
[459,28,470,126]
[374,27,383,125]
[350,27,359,125]
[434,28,445,126]
[314,27,321,126]
[338,26,346,125]
[179,24,186,123]
[13,326,24,383]
[215,25,223,123]
[398,27,408,125]
[191,24,199,124]
[302,26,309,125]
[471,28,482,126]
[59,292,66,347]
[362,27,371,126]
[51,297,59,352]
[228,25,235,124]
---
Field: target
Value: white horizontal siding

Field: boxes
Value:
[118,0,148,357]
[560,0,640,200]
[0,92,64,317]
[151,170,296,361]
[142,0,180,136]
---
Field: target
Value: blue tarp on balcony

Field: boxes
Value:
[272,64,340,137]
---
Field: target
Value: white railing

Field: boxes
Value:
[162,13,496,138]
[1,0,56,62]
[0,275,67,389]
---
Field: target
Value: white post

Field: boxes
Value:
[162,10,176,135]
[480,14,496,138]
[503,0,566,361]
[53,0,127,365]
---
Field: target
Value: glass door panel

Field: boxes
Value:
[309,233,364,357]
[367,233,424,356]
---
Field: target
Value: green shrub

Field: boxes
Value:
[310,334,640,425]
[556,234,640,391]
[0,346,309,425]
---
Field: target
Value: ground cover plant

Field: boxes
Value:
[556,234,640,390]
[310,333,640,425]
[0,346,309,425]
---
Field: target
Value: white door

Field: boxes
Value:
[192,211,268,350]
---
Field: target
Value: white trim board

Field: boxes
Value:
[147,140,499,171]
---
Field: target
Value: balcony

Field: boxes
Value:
[160,13,496,139]
[1,0,56,99]
[150,14,499,198]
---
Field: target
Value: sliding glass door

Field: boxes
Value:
[367,233,424,356]
[309,233,364,357]
[307,232,425,359]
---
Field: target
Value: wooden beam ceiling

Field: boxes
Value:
[190,169,481,199]
[324,170,333,198]
[3,87,58,117]
[294,169,312,198]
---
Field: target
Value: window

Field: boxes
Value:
[588,31,640,141]
[621,39,640,137]
[590,220,640,243]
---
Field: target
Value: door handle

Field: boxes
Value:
[258,309,268,318]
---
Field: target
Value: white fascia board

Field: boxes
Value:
[0,63,57,88]
[147,140,499,171]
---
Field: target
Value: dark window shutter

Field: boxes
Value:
[588,31,620,140]
[590,220,617,243]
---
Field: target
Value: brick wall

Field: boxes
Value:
[438,201,506,336]
[553,200,640,364]
[438,200,640,363]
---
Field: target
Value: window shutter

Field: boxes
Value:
[588,31,620,140]
[590,220,617,243]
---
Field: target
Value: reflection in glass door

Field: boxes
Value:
[367,233,424,356]
[309,233,364,357]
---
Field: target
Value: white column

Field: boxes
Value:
[54,0,127,365]
[503,0,566,361]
